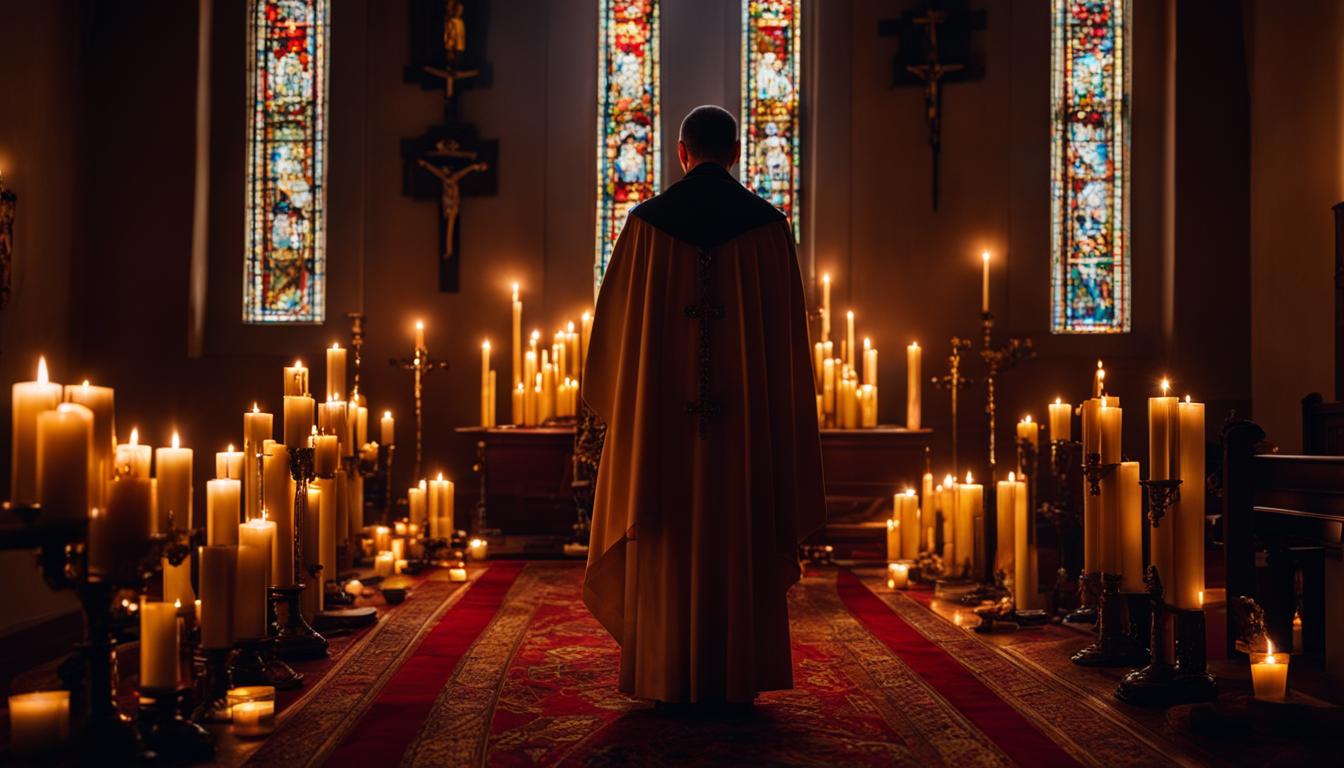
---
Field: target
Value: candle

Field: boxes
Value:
[896,489,919,558]
[139,599,179,690]
[91,476,152,577]
[1293,611,1303,654]
[1016,416,1039,457]
[415,319,425,350]
[846,311,856,369]
[234,538,268,640]
[822,358,836,423]
[374,525,391,554]
[1250,641,1289,701]
[863,338,877,388]
[262,444,293,586]
[1093,360,1106,398]
[199,546,235,650]
[996,472,1025,586]
[409,482,427,531]
[244,406,272,519]
[887,562,909,590]
[8,691,70,755]
[1011,472,1038,609]
[283,395,315,448]
[230,699,275,738]
[449,565,468,582]
[240,516,275,588]
[1172,396,1205,610]
[63,380,115,509]
[511,284,523,391]
[206,478,241,546]
[155,431,193,532]
[1148,379,1179,481]
[36,403,94,521]
[115,427,152,479]
[216,444,244,479]
[283,360,309,397]
[318,400,350,453]
[1118,461,1144,591]
[353,404,368,448]
[481,340,493,427]
[906,342,921,429]
[326,343,347,401]
[954,472,982,576]
[1048,398,1071,442]
[374,551,394,578]
[11,357,63,505]
[886,518,900,561]
[821,273,831,342]
[469,538,489,561]
[313,434,339,477]
[921,471,935,546]
[1098,401,1123,574]
[429,473,453,538]
[939,475,956,566]
[981,251,991,312]
[580,311,593,375]
[313,477,337,603]
[162,553,195,609]
[302,487,321,619]
[380,410,394,446]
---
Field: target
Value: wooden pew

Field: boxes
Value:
[1223,419,1340,663]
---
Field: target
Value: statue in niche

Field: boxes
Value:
[417,140,488,263]
[422,1,479,99]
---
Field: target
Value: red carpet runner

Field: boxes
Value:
[242,563,1193,767]
[324,561,526,767]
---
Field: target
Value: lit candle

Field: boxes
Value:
[863,338,877,388]
[313,477,337,605]
[63,380,115,508]
[240,515,275,588]
[954,471,982,576]
[1016,416,1039,459]
[512,284,523,394]
[1048,398,1071,442]
[409,481,427,531]
[1093,359,1105,399]
[243,405,272,521]
[283,395,315,448]
[380,410,394,446]
[896,489,919,558]
[821,273,831,342]
[429,473,453,539]
[940,475,956,567]
[231,699,276,738]
[921,471,935,547]
[906,342,921,429]
[481,340,493,427]
[1118,461,1144,591]
[981,251,991,313]
[448,565,468,582]
[90,476,152,578]
[1010,471,1037,609]
[846,310,856,369]
[353,404,368,448]
[216,444,244,479]
[886,518,900,561]
[374,551,394,578]
[1098,400,1123,574]
[326,343,347,401]
[996,471,1025,587]
[155,431,193,532]
[139,599,179,690]
[1172,395,1205,610]
[35,403,94,521]
[580,311,593,376]
[1250,641,1289,701]
[262,444,293,586]
[469,537,489,561]
[415,319,425,350]
[115,427,152,479]
[374,525,391,554]
[313,434,339,477]
[887,562,909,590]
[11,357,62,505]
[206,478,241,546]
[283,359,309,397]
[1148,378,1180,481]
[7,691,69,755]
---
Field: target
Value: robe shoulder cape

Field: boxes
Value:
[582,163,825,703]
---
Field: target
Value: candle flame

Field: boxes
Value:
[847,310,854,320]
[935,483,943,492]
[582,311,591,321]
[910,341,919,349]
[36,356,49,384]
[1008,471,1016,482]
[483,339,491,350]
[227,443,235,452]
[944,473,955,486]
[419,478,427,490]
[383,410,392,419]
[171,431,180,449]
[905,488,916,496]
[294,359,303,368]
[567,321,575,333]
[174,599,182,609]
[965,470,974,484]
[1161,377,1170,395]
[252,402,259,413]
[864,337,871,350]
[130,428,139,445]
[823,273,830,284]
[1266,639,1276,664]
[981,250,990,263]
[262,508,268,521]
[1055,396,1062,405]
[437,471,444,481]
[310,425,317,435]
[887,518,895,530]
[1198,589,1204,607]
[415,320,424,330]
[1023,414,1032,423]
[82,379,90,390]
[332,342,341,350]
[1185,394,1192,404]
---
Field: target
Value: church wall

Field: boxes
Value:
[1247,0,1341,451]
[0,0,85,636]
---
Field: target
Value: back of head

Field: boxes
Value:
[679,106,738,167]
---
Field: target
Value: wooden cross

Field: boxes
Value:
[685,248,725,439]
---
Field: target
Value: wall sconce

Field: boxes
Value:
[0,170,14,310]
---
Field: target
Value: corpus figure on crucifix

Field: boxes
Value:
[422,1,479,99]
[417,142,488,262]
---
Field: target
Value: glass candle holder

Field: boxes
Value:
[227,685,276,738]
[1250,648,1289,701]
[8,691,70,755]
[887,562,910,590]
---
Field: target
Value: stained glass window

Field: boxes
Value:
[741,0,801,241]
[596,0,660,292]
[1050,0,1130,333]
[244,0,329,324]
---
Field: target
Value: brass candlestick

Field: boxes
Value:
[390,338,449,482]
[930,336,973,474]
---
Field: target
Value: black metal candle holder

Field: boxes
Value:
[1082,452,1118,497]
[138,686,214,764]
[272,446,328,660]
[190,646,231,723]
[1071,572,1149,667]
[1064,570,1100,624]
[228,637,272,687]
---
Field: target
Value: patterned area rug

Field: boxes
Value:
[244,562,1212,767]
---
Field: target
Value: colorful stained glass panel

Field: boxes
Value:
[742,0,801,241]
[1050,0,1129,333]
[595,0,660,292]
[245,0,329,323]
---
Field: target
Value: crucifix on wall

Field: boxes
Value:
[879,0,987,211]
[402,125,499,292]
[404,0,492,107]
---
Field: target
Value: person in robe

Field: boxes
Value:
[582,105,825,704]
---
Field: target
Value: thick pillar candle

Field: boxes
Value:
[1016,416,1039,456]
[429,474,452,538]
[326,344,347,401]
[1048,398,1071,442]
[263,445,294,586]
[63,381,115,509]
[896,490,919,558]
[206,479,241,546]
[313,477,337,598]
[216,445,244,479]
[1148,381,1179,481]
[7,691,70,755]
[199,545,236,649]
[380,410,394,446]
[906,342,921,429]
[139,600,179,689]
[863,338,877,388]
[410,482,427,533]
[11,357,62,505]
[114,428,152,479]
[234,540,268,640]
[1118,461,1144,591]
[283,395,315,448]
[1011,473,1037,609]
[1173,397,1206,610]
[155,433,193,532]
[36,403,94,521]
[954,473,982,575]
[995,473,1024,579]
[243,406,273,521]
[283,360,309,397]
[91,476,152,577]
[1098,401,1123,573]
[240,517,275,589]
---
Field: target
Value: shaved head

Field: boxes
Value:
[678,105,739,167]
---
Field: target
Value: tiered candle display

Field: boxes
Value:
[504,284,590,426]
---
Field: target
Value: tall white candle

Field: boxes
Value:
[996,472,1024,580]
[36,403,94,521]
[846,311,856,369]
[199,545,236,649]
[896,489,919,558]
[380,410,394,446]
[512,284,523,391]
[240,517,275,589]
[821,273,831,342]
[115,427,152,479]
[263,445,293,586]
[1173,397,1205,610]
[1098,402,1123,574]
[63,381,115,510]
[11,357,62,506]
[1148,379,1179,481]
[410,482,427,532]
[981,251,991,313]
[1010,472,1037,609]
[234,540,268,640]
[1118,461,1144,591]
[313,477,337,600]
[1048,398,1072,442]
[155,432,193,532]
[481,340,493,427]
[139,600,179,689]
[283,360,309,397]
[283,395,315,449]
[906,342,921,429]
[207,478,241,546]
[954,472,982,576]
[326,343,347,401]
[216,444,244,480]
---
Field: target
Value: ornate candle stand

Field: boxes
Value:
[1071,456,1146,667]
[346,311,366,398]
[271,446,328,660]
[138,683,214,764]
[1041,440,1090,622]
[1115,481,1216,705]
[930,336,973,474]
[390,343,450,483]
[978,311,1034,482]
